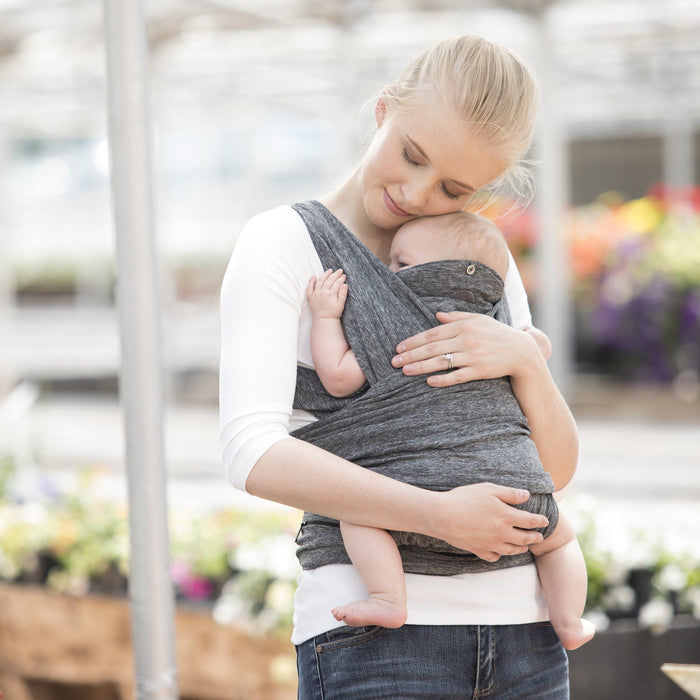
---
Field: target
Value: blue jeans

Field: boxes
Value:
[296,623,569,699]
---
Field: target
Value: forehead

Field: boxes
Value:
[395,94,506,190]
[395,218,437,243]
[392,218,443,253]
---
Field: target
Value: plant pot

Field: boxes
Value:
[569,615,700,700]
[0,582,296,700]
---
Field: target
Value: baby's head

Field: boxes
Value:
[388,211,509,279]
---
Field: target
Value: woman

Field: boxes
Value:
[220,35,579,699]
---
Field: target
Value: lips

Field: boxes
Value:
[383,189,411,218]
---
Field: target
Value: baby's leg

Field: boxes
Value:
[529,512,596,650]
[332,522,407,628]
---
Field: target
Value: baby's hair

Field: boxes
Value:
[431,211,510,279]
[382,35,539,202]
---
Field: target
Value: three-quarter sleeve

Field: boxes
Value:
[219,206,320,490]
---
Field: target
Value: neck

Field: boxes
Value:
[318,169,394,264]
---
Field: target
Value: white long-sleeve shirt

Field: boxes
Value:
[220,204,548,644]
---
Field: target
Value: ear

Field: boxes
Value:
[375,96,388,127]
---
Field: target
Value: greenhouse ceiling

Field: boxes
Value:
[0,0,699,139]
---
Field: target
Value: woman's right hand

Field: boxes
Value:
[247,441,548,562]
[429,483,548,561]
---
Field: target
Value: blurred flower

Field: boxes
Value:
[656,564,687,593]
[617,197,664,234]
[567,495,700,632]
[488,185,700,383]
[601,585,636,613]
[170,560,215,601]
[265,579,296,618]
[0,465,301,632]
[583,609,611,632]
[681,587,700,619]
[638,598,675,634]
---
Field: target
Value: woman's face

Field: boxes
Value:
[360,92,506,232]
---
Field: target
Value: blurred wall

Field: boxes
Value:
[570,132,700,204]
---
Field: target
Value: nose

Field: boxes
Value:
[401,180,430,213]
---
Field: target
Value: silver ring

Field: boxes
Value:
[444,353,453,370]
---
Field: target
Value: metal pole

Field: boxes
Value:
[102,1,179,698]
[533,9,574,398]
[662,113,695,197]
[0,136,15,399]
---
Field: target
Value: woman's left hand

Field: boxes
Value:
[391,310,538,387]
[393,310,580,490]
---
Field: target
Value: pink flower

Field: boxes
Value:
[170,560,214,600]
[181,577,214,601]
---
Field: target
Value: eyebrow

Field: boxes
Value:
[407,136,476,194]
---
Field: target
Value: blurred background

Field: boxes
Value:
[1,1,700,698]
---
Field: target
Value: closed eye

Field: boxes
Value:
[442,185,463,200]
[402,147,419,166]
[404,143,469,200]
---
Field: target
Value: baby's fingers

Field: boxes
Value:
[306,276,318,300]
[318,268,345,290]
[330,274,347,294]
[327,269,345,286]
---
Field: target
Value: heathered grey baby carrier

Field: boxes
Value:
[291,200,558,575]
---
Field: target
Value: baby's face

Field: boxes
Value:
[388,220,445,272]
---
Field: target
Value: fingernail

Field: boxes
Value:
[396,343,405,353]
[392,355,403,367]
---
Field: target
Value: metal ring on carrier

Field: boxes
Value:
[444,353,454,370]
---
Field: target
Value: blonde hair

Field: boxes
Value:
[382,35,539,201]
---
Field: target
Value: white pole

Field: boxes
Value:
[102,1,179,698]
[534,9,574,398]
[662,113,695,198]
[0,136,15,399]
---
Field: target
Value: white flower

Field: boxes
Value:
[583,609,610,632]
[232,534,299,579]
[624,538,658,570]
[655,564,686,593]
[638,598,674,634]
[231,541,269,571]
[681,587,700,619]
[601,584,636,612]
[603,562,630,587]
[265,579,295,616]
[212,596,246,626]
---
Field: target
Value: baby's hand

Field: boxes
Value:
[307,269,348,319]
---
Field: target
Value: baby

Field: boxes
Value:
[307,211,595,650]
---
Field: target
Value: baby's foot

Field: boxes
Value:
[332,594,407,629]
[554,617,596,650]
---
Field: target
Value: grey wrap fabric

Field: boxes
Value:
[291,200,558,575]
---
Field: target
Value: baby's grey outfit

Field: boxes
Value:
[291,200,558,576]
